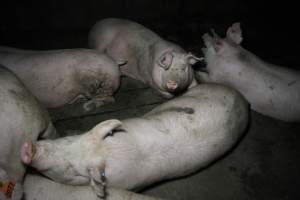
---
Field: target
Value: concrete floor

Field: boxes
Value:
[50,77,300,200]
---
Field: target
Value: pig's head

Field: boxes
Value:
[20,119,123,198]
[202,22,243,63]
[152,50,201,97]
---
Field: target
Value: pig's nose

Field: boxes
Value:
[166,80,178,90]
[21,141,36,165]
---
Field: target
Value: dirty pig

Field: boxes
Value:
[20,83,249,198]
[196,23,300,122]
[89,18,202,98]
[0,66,57,200]
[0,47,121,111]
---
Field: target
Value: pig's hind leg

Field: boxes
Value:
[83,95,115,112]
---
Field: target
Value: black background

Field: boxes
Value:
[0,0,299,68]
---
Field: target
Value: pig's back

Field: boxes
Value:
[144,83,249,176]
[146,84,249,142]
[89,18,160,51]
[106,84,249,190]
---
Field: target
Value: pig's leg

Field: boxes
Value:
[68,94,89,105]
[88,166,106,199]
[83,95,115,111]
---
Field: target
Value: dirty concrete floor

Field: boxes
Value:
[50,77,300,200]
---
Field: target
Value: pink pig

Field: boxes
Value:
[197,23,300,122]
[89,18,202,98]
[0,47,121,111]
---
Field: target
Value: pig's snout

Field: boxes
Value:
[21,141,36,165]
[166,80,178,91]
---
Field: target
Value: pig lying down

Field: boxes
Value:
[0,66,56,200]
[23,174,163,200]
[197,23,300,122]
[21,83,249,199]
[0,47,120,111]
[89,18,202,98]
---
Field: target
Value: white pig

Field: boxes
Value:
[23,174,164,200]
[197,23,300,122]
[0,47,121,111]
[89,18,202,98]
[20,84,249,198]
[0,66,56,200]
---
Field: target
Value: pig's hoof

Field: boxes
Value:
[83,101,96,112]
[20,142,35,165]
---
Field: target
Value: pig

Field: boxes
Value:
[88,18,202,98]
[23,174,164,200]
[0,46,121,111]
[0,66,56,200]
[196,23,300,122]
[20,83,249,199]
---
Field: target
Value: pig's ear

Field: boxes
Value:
[186,53,204,65]
[210,29,224,52]
[226,22,243,44]
[91,119,123,140]
[157,51,173,70]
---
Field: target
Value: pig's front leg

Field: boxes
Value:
[83,95,115,112]
[88,166,106,199]
[68,94,89,105]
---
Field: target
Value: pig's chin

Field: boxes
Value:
[163,83,185,95]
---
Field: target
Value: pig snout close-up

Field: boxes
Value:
[0,65,57,200]
[0,47,121,112]
[196,22,300,122]
[88,18,202,98]
[21,83,249,199]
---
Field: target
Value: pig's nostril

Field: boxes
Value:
[21,142,35,165]
[166,80,178,90]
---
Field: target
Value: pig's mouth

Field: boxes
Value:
[166,80,178,91]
